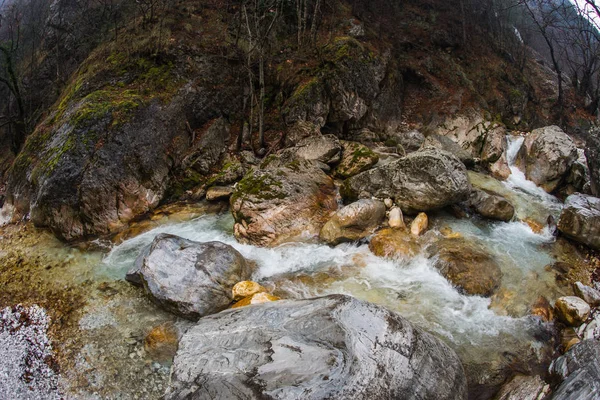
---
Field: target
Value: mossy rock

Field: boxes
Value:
[334,141,379,179]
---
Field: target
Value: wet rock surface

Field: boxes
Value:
[427,238,502,297]
[165,295,467,400]
[230,158,337,247]
[494,375,550,400]
[320,199,386,245]
[466,189,515,222]
[128,234,252,320]
[558,193,600,250]
[549,340,600,400]
[369,228,421,259]
[341,148,471,214]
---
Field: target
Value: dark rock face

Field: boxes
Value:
[127,234,252,320]
[549,340,600,399]
[558,193,600,250]
[6,66,241,241]
[165,295,468,400]
[231,158,337,247]
[586,127,600,196]
[466,189,515,222]
[341,148,471,214]
[283,37,402,135]
[181,117,231,174]
[427,238,502,297]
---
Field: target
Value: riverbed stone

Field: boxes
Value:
[388,207,405,229]
[410,212,428,236]
[466,189,515,222]
[129,234,252,320]
[573,282,600,307]
[205,186,234,201]
[231,292,281,308]
[232,281,267,301]
[165,295,468,400]
[555,296,591,326]
[427,238,502,297]
[423,134,475,167]
[320,199,386,245]
[369,228,421,259]
[549,339,600,399]
[341,148,471,214]
[284,134,342,165]
[231,158,337,247]
[494,375,550,400]
[558,193,600,250]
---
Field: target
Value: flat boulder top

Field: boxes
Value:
[165,294,467,400]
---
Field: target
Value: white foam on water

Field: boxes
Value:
[103,213,544,349]
[504,135,562,211]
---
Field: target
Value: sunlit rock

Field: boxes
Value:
[410,212,428,236]
[555,296,590,327]
[232,281,267,301]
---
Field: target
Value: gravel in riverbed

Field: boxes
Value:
[0,304,62,400]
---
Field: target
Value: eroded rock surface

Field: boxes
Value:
[165,295,467,400]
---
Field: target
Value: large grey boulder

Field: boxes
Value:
[549,340,600,399]
[127,234,252,320]
[558,193,600,250]
[521,126,578,193]
[165,295,468,400]
[341,148,471,214]
[231,158,337,247]
[320,199,386,245]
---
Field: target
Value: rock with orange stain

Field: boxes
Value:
[231,292,281,308]
[530,296,554,322]
[232,281,267,301]
[523,218,545,234]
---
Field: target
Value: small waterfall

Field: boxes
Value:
[504,135,561,209]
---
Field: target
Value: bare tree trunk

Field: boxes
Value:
[258,51,265,149]
[310,0,321,44]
